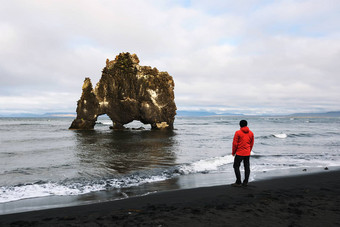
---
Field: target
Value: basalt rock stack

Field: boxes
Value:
[69,53,176,130]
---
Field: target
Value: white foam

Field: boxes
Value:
[274,133,287,139]
[0,183,88,203]
[0,155,234,204]
[179,155,234,174]
[0,174,169,203]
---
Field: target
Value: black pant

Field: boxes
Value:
[233,155,250,184]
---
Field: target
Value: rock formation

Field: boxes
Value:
[69,52,176,130]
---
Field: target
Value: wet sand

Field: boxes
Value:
[0,170,339,226]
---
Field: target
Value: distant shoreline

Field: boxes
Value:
[1,110,340,118]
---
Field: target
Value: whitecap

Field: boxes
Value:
[179,155,234,174]
[0,155,235,204]
[0,174,170,203]
[274,133,287,139]
[0,183,87,203]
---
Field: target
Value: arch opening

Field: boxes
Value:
[125,120,151,130]
[95,114,112,128]
[94,114,151,130]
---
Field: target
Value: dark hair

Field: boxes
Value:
[239,120,247,127]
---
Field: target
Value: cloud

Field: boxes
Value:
[0,0,340,115]
[0,92,78,114]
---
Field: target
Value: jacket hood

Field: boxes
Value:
[241,126,250,133]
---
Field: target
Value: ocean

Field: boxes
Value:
[1,116,339,214]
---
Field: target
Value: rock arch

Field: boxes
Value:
[69,53,177,130]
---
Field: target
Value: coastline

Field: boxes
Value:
[1,170,339,226]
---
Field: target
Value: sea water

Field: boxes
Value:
[0,116,339,214]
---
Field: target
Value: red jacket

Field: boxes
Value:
[232,126,254,156]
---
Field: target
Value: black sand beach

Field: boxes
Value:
[1,170,339,226]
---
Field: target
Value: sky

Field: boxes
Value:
[1,0,340,115]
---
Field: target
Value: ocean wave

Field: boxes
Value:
[289,133,314,138]
[0,155,234,203]
[213,120,232,125]
[258,132,316,140]
[178,155,234,174]
[95,121,112,126]
[273,133,287,139]
[2,164,73,176]
[0,175,168,203]
[257,134,287,139]
[184,123,211,126]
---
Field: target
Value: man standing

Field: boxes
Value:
[232,120,254,187]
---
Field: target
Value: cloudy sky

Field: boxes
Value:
[1,0,339,115]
